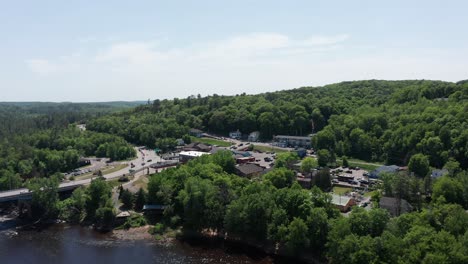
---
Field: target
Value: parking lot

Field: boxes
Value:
[223,142,277,168]
[330,166,371,189]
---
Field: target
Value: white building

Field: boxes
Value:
[229,129,242,139]
[179,151,210,163]
[248,131,260,142]
[273,135,312,148]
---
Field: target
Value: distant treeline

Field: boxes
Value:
[0,101,144,138]
[88,80,468,168]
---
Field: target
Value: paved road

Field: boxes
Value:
[0,148,162,202]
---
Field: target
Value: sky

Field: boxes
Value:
[0,0,467,102]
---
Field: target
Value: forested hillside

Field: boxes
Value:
[0,102,138,190]
[88,80,468,168]
[0,101,144,138]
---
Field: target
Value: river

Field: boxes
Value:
[0,222,279,264]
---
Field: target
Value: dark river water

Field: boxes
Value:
[0,223,277,264]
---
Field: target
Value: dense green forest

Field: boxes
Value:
[88,80,468,169]
[2,80,468,263]
[44,150,467,263]
[0,102,138,190]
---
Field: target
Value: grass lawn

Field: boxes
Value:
[364,190,378,198]
[253,144,289,153]
[74,172,94,181]
[335,158,382,171]
[131,175,149,191]
[332,186,353,195]
[107,178,124,188]
[191,136,232,147]
[349,162,379,171]
[102,164,128,175]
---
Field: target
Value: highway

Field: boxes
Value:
[0,148,161,202]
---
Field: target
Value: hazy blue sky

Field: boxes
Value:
[1,0,467,102]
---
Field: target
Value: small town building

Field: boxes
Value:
[236,156,256,164]
[183,142,212,152]
[379,197,413,217]
[229,129,242,139]
[294,148,307,158]
[338,174,355,182]
[431,169,448,178]
[116,211,131,218]
[248,131,260,142]
[150,160,179,169]
[142,204,167,216]
[77,124,86,131]
[331,194,356,212]
[235,163,265,178]
[273,135,312,148]
[231,150,251,157]
[189,128,204,138]
[179,151,210,163]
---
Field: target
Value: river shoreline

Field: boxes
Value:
[1,211,320,264]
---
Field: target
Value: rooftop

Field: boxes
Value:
[274,135,311,140]
[179,151,210,157]
[190,128,203,133]
[379,197,413,217]
[331,194,353,206]
[143,204,167,211]
[236,163,264,176]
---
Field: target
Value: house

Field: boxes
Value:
[189,128,203,138]
[331,194,356,212]
[183,142,212,152]
[431,169,448,178]
[77,124,86,131]
[179,151,210,163]
[235,163,265,178]
[294,148,307,158]
[273,135,312,148]
[142,204,167,215]
[248,131,260,142]
[379,197,413,217]
[176,138,185,146]
[229,129,242,139]
[369,165,400,178]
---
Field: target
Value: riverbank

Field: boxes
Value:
[1,224,271,264]
[177,229,323,264]
[1,210,320,264]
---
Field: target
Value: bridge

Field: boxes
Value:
[0,181,85,203]
[0,148,165,203]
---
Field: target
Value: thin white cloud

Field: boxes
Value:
[90,32,349,70]
[24,32,468,101]
[26,59,58,75]
[301,34,349,46]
